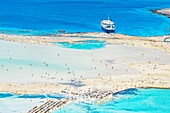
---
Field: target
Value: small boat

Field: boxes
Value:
[101,17,115,33]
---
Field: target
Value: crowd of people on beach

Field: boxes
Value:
[28,87,130,113]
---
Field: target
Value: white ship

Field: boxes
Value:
[101,17,115,33]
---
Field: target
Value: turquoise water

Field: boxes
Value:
[0,92,65,99]
[0,92,65,112]
[54,88,170,113]
[54,40,106,49]
[0,89,169,112]
[0,0,170,36]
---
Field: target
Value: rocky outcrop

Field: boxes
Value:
[150,8,170,18]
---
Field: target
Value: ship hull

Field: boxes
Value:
[102,27,115,33]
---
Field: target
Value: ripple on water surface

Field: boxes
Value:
[0,0,170,36]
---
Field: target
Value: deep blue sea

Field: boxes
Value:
[0,0,170,36]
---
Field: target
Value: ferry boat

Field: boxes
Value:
[101,18,115,33]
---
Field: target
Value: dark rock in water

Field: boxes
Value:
[57,31,66,33]
[150,8,170,18]
[18,31,35,33]
[1,30,35,33]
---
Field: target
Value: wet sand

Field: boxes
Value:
[0,32,170,54]
[0,73,169,95]
[0,32,169,96]
[0,32,169,43]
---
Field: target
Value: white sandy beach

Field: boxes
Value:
[0,33,169,96]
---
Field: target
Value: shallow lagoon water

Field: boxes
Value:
[1,89,168,113]
[53,88,170,113]
[0,92,65,113]
[1,39,170,83]
[55,40,106,50]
